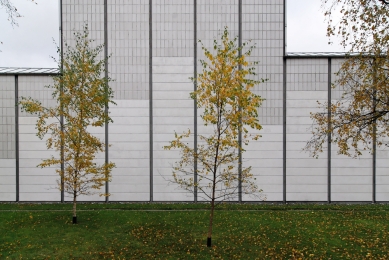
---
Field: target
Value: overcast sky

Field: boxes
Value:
[0,0,344,68]
[0,0,59,68]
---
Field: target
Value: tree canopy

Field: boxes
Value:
[323,0,389,52]
[165,28,265,247]
[306,0,389,157]
[20,25,115,223]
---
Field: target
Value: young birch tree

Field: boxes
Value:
[305,55,389,158]
[165,28,265,247]
[20,25,115,224]
[306,1,389,157]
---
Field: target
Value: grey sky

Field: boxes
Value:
[0,0,344,68]
[286,0,343,52]
[0,0,59,68]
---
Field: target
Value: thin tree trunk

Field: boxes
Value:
[207,93,221,247]
[207,161,218,247]
[207,196,215,247]
[73,191,77,224]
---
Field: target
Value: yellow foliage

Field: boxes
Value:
[165,28,265,202]
[165,28,266,246]
[19,24,116,217]
[306,1,389,158]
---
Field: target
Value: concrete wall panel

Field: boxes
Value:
[18,115,60,201]
[109,100,150,201]
[243,0,284,125]
[244,125,283,201]
[286,59,328,202]
[0,159,16,201]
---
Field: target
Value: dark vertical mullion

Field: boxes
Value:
[194,0,198,203]
[371,128,377,203]
[282,0,287,203]
[59,0,64,203]
[238,0,243,203]
[327,58,332,203]
[149,0,153,202]
[372,58,377,204]
[15,75,19,202]
[104,0,109,202]
[373,124,376,203]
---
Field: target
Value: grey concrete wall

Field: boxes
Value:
[242,0,284,201]
[286,59,328,201]
[0,76,15,201]
[0,0,386,202]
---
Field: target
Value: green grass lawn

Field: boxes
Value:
[1,203,388,259]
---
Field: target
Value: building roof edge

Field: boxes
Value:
[0,67,59,75]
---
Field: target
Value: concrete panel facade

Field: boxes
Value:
[0,159,16,201]
[241,1,284,202]
[329,59,373,201]
[0,76,15,159]
[153,57,194,201]
[0,0,387,202]
[108,0,149,100]
[19,116,60,201]
[286,59,328,201]
[109,100,150,201]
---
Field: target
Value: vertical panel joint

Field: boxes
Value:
[327,58,332,204]
[194,0,198,203]
[149,0,153,203]
[15,75,19,202]
[104,0,109,203]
